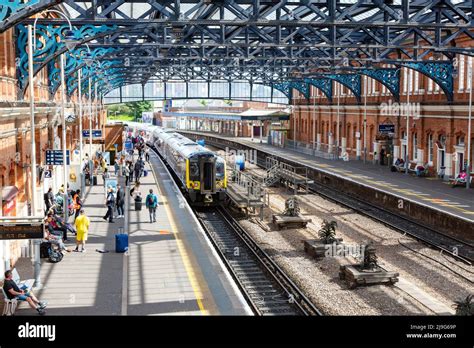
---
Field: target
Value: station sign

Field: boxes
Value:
[44,170,52,178]
[46,150,70,165]
[124,141,133,150]
[378,124,395,134]
[82,129,103,138]
[0,223,44,240]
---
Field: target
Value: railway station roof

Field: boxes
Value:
[164,108,291,121]
[2,1,473,103]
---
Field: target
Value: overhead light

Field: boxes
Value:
[83,51,94,67]
[63,29,79,51]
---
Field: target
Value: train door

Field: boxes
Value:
[200,157,216,193]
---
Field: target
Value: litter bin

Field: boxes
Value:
[134,196,142,211]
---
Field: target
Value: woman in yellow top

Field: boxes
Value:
[74,209,90,253]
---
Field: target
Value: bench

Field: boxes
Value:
[1,269,34,316]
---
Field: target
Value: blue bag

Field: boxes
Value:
[115,228,128,253]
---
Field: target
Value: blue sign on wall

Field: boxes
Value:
[125,141,133,150]
[82,129,103,138]
[378,124,395,134]
[46,150,70,165]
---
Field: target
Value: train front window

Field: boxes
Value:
[189,161,199,180]
[216,160,225,179]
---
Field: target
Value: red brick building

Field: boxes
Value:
[288,37,473,179]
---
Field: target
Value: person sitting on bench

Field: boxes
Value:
[3,270,47,315]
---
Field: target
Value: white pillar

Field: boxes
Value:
[416,149,424,165]
[393,145,400,164]
[328,134,333,153]
[373,142,380,163]
[316,133,321,151]
[445,153,453,178]
[341,137,347,152]
[356,139,361,159]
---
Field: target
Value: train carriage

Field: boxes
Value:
[127,122,226,205]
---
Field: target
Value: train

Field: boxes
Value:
[126,122,227,205]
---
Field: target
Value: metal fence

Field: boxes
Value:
[285,140,338,160]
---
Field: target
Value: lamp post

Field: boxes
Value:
[363,75,367,163]
[29,9,76,288]
[336,83,341,159]
[27,24,41,288]
[78,69,83,178]
[467,57,472,189]
[405,68,413,175]
[59,54,69,223]
[89,77,93,186]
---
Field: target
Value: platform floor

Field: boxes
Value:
[180,130,474,222]
[14,151,250,315]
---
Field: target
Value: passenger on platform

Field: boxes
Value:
[103,168,110,186]
[124,164,131,186]
[145,147,150,162]
[116,185,125,219]
[130,182,140,198]
[129,162,134,183]
[416,164,426,177]
[114,160,120,176]
[44,187,54,215]
[74,209,90,253]
[73,190,83,221]
[380,148,386,166]
[45,227,70,254]
[3,270,47,315]
[134,161,142,183]
[103,187,115,223]
[145,189,158,223]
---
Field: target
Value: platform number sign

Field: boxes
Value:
[44,170,52,179]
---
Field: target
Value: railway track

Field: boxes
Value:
[206,142,474,264]
[146,143,322,316]
[306,182,474,264]
[194,206,322,316]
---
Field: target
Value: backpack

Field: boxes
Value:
[49,248,64,263]
[147,195,154,206]
[40,242,51,258]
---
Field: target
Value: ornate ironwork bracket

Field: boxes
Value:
[401,61,454,102]
[323,74,362,102]
[359,68,400,101]
[272,81,309,100]
[304,78,333,103]
[16,23,116,97]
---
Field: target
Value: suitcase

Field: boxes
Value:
[115,228,128,253]
[143,169,148,177]
[92,176,97,186]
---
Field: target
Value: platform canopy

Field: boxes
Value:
[4,0,473,103]
[164,108,290,121]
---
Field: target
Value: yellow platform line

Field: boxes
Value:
[152,165,208,315]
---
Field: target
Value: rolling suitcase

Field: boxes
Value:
[92,176,97,186]
[115,227,128,253]
[143,169,148,177]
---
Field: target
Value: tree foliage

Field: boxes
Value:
[318,219,337,244]
[124,101,153,120]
